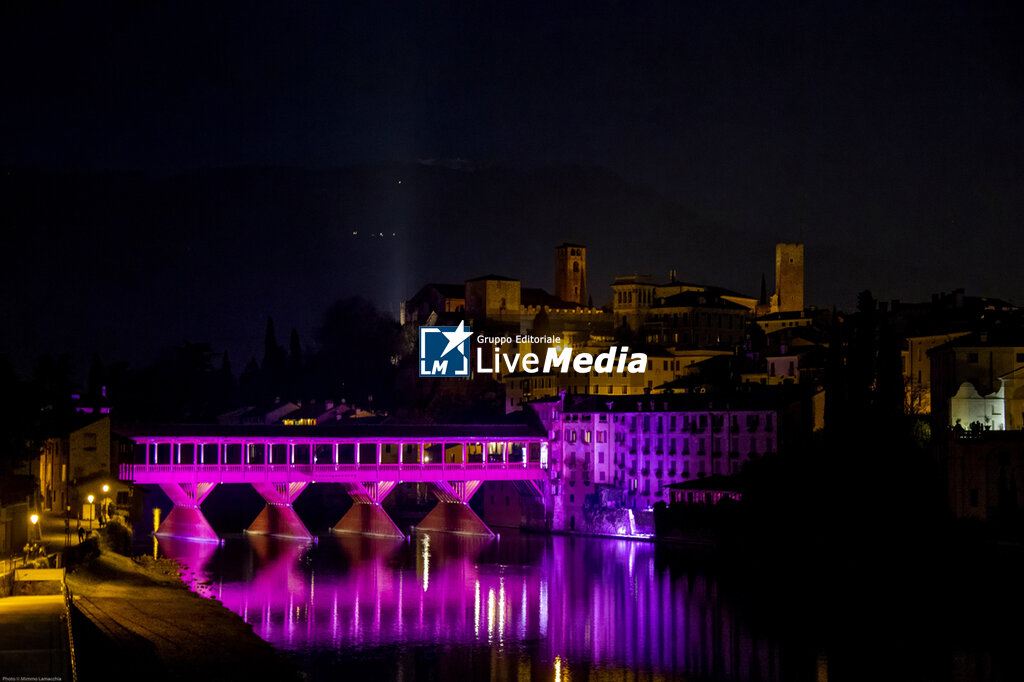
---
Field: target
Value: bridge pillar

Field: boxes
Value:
[333,481,404,538]
[157,483,219,542]
[247,482,312,539]
[416,480,494,536]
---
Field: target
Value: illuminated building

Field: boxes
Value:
[930,331,1024,431]
[901,333,972,414]
[400,283,466,325]
[402,242,814,414]
[770,242,804,314]
[641,290,752,347]
[38,415,135,516]
[529,393,777,532]
[555,242,587,306]
[502,348,736,413]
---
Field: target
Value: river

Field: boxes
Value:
[142,526,1024,682]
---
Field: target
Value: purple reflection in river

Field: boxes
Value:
[160,532,781,680]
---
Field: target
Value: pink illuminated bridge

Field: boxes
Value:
[118,423,549,542]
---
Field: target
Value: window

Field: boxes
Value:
[83,433,97,451]
[967,352,979,363]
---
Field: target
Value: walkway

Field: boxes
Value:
[0,594,71,680]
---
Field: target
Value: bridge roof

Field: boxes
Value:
[114,423,547,441]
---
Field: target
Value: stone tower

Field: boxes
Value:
[555,243,587,306]
[772,243,804,313]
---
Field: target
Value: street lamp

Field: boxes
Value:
[87,494,95,531]
[101,484,110,524]
[30,513,39,542]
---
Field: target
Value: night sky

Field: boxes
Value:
[2,1,1022,378]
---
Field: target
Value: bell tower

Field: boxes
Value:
[772,242,804,313]
[555,243,587,306]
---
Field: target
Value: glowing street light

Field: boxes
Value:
[101,484,111,523]
[87,494,95,531]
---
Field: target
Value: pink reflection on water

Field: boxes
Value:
[162,532,781,680]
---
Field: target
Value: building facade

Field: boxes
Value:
[771,242,804,314]
[38,416,136,517]
[530,394,777,532]
[555,242,587,306]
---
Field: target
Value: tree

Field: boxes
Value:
[310,297,399,409]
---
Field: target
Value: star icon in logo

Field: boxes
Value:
[440,321,473,358]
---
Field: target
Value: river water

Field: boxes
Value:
[147,528,1024,682]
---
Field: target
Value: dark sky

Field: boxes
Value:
[2,1,1022,378]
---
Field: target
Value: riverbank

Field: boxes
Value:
[67,545,302,682]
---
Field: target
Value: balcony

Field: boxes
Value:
[711,451,722,459]
[729,451,741,459]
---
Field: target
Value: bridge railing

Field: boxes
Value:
[119,461,545,483]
